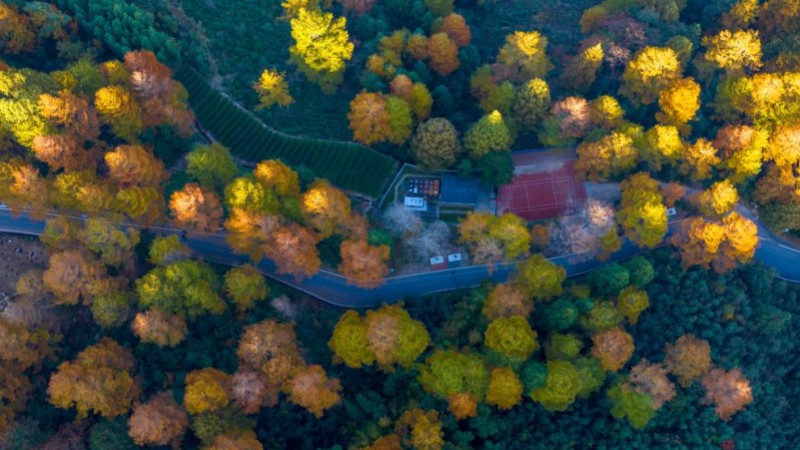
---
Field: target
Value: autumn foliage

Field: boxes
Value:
[664,334,712,387]
[283,364,342,418]
[701,368,753,421]
[616,173,668,248]
[591,327,635,372]
[127,392,188,447]
[169,183,224,233]
[183,368,231,415]
[48,338,140,418]
[427,33,460,76]
[329,305,430,370]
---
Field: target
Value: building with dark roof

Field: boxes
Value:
[438,173,480,206]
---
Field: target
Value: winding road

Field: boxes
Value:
[1,202,799,308]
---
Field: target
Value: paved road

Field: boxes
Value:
[0,205,798,309]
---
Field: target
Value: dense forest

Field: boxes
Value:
[1,0,800,448]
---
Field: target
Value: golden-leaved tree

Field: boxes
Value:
[289,8,353,93]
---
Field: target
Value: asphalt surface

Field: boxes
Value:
[1,204,798,308]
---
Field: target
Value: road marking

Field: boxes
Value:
[778,244,800,254]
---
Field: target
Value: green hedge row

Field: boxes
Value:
[176,67,398,198]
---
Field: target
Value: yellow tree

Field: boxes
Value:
[716,211,758,273]
[702,29,762,72]
[94,85,143,141]
[37,90,101,143]
[495,31,553,82]
[576,131,637,181]
[656,77,701,130]
[636,125,683,172]
[410,118,461,170]
[513,78,550,130]
[289,8,353,92]
[616,173,668,248]
[698,180,739,218]
[300,180,353,238]
[680,138,720,181]
[619,47,681,105]
[488,213,531,260]
[514,254,566,301]
[254,159,300,198]
[463,110,512,159]
[486,367,524,410]
[764,126,800,195]
[328,310,374,368]
[714,124,767,182]
[253,68,293,109]
[48,338,140,418]
[183,368,231,415]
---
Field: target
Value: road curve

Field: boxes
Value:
[0,205,797,308]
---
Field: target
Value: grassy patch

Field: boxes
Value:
[177,67,398,198]
[179,0,354,140]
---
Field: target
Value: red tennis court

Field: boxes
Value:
[496,161,586,221]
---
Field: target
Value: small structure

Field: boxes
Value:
[430,255,447,270]
[400,174,487,219]
[447,253,462,268]
[404,196,428,211]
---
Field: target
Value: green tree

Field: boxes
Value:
[464,110,512,159]
[514,254,566,301]
[530,360,580,411]
[186,143,239,192]
[386,96,413,145]
[410,118,461,170]
[91,292,132,329]
[224,265,269,312]
[484,315,540,362]
[608,383,656,429]
[513,78,550,131]
[136,259,225,318]
[328,310,374,368]
[587,263,629,297]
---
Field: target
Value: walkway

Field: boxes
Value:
[1,201,798,308]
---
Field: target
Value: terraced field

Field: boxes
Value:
[176,67,399,198]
